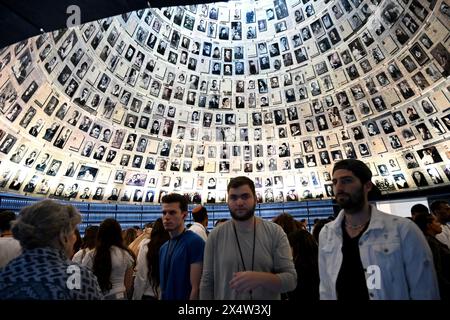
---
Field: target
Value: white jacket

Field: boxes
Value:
[319,205,440,300]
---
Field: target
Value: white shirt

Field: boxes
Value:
[436,224,450,249]
[72,248,92,265]
[83,245,134,297]
[188,222,208,242]
[0,237,21,268]
[132,238,157,299]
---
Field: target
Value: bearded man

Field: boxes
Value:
[200,176,296,299]
[319,159,439,300]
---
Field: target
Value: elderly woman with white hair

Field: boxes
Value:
[0,200,102,299]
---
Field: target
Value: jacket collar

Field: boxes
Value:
[329,204,385,235]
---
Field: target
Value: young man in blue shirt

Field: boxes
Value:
[159,193,205,300]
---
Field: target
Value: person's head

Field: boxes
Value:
[12,200,81,257]
[161,193,188,236]
[80,187,89,195]
[70,183,79,193]
[16,144,26,154]
[2,137,13,149]
[27,150,37,159]
[54,183,64,194]
[90,125,101,137]
[152,121,160,130]
[123,228,137,246]
[109,187,118,196]
[227,176,256,221]
[273,213,299,235]
[100,128,111,140]
[79,88,89,98]
[413,171,422,180]
[332,159,373,212]
[192,205,208,226]
[430,200,450,223]
[0,210,16,235]
[302,28,310,38]
[82,225,99,250]
[410,203,429,220]
[414,213,441,237]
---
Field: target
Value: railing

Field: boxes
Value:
[0,192,337,234]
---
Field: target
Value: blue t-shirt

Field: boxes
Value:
[159,230,205,300]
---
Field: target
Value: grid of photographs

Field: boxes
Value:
[0,0,449,203]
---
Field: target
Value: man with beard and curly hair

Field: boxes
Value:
[200,176,296,299]
[318,159,439,300]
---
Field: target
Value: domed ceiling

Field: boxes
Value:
[0,0,449,203]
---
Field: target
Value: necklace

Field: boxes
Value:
[232,217,256,300]
[344,220,369,230]
[344,207,372,230]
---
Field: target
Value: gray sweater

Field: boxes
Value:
[200,217,297,299]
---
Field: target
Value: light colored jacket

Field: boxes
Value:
[319,205,440,300]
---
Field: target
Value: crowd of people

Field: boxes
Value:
[0,160,449,300]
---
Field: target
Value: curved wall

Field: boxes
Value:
[0,0,449,203]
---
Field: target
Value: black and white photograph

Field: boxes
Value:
[417,146,443,165]
[427,167,444,185]
[430,43,450,77]
[409,42,430,66]
[429,117,447,135]
[53,127,72,149]
[46,159,62,176]
[380,1,403,27]
[415,123,433,141]
[12,49,33,85]
[402,14,419,34]
[398,80,415,100]
[21,81,38,103]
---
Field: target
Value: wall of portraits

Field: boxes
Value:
[0,0,449,204]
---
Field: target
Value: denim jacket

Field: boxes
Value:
[319,205,440,300]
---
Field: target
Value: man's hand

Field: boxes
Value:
[229,271,262,293]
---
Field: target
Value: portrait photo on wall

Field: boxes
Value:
[403,151,419,169]
[76,165,98,182]
[427,167,445,185]
[430,42,450,77]
[4,102,23,122]
[417,146,443,165]
[125,172,147,186]
[393,173,409,189]
[409,42,430,66]
[12,49,33,85]
[0,134,18,155]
